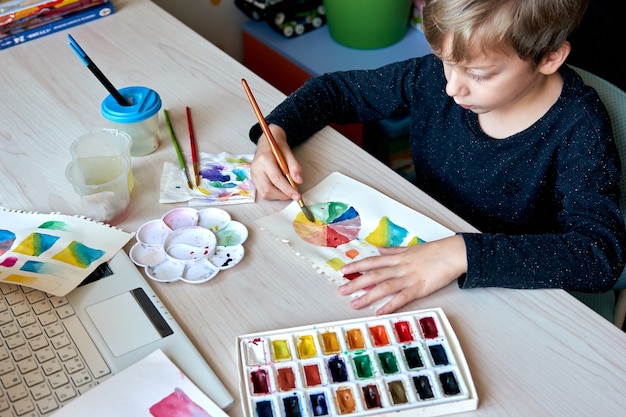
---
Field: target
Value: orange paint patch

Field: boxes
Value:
[345,249,359,259]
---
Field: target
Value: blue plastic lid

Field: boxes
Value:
[101,86,162,123]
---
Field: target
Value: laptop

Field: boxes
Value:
[0,250,234,416]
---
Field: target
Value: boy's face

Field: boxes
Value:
[438,38,540,115]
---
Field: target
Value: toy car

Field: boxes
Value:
[235,0,326,38]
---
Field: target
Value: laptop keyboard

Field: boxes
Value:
[0,283,111,417]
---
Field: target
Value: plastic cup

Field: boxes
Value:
[65,154,131,225]
[70,129,133,191]
[101,86,162,156]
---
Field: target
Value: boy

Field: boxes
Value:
[248,0,626,315]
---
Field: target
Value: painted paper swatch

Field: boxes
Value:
[13,232,60,256]
[0,207,133,296]
[160,152,256,206]
[255,172,454,310]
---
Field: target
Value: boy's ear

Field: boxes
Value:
[538,41,571,75]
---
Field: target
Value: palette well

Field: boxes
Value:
[237,308,478,417]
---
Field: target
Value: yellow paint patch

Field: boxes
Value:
[4,274,38,285]
[326,258,345,271]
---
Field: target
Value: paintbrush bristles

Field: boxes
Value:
[241,79,315,222]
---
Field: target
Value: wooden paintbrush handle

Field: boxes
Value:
[241,79,296,187]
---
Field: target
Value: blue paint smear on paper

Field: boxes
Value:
[0,229,16,253]
[0,229,16,241]
[232,168,248,181]
[201,165,230,182]
[387,219,409,247]
[21,260,61,275]
[69,242,105,268]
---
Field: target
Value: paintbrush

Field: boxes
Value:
[67,34,131,106]
[241,79,315,222]
[163,109,194,189]
[186,106,201,186]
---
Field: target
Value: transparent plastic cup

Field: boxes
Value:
[101,86,162,156]
[70,129,133,191]
[65,155,131,225]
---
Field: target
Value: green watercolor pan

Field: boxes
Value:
[237,308,478,417]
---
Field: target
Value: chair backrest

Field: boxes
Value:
[570,65,626,289]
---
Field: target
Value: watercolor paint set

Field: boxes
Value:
[237,308,478,417]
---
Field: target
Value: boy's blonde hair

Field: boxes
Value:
[422,0,589,66]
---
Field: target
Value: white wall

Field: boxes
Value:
[151,0,249,63]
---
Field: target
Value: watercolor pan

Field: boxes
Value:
[237,308,478,417]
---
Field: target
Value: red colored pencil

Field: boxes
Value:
[186,106,200,186]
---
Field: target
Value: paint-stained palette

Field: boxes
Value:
[237,308,478,417]
[129,207,248,284]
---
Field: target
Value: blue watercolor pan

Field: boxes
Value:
[237,308,478,417]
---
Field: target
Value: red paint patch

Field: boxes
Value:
[0,256,18,267]
[343,272,376,291]
[149,387,210,417]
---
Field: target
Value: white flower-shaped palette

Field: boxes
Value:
[129,207,247,284]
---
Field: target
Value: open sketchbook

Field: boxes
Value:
[255,172,455,311]
[0,207,133,296]
[51,349,229,417]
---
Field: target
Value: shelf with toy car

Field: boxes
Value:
[235,0,325,38]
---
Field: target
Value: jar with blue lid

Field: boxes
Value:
[101,86,162,156]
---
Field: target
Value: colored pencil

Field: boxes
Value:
[186,106,201,186]
[67,34,130,106]
[241,79,315,222]
[163,109,193,189]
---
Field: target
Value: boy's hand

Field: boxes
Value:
[250,124,303,201]
[338,235,468,315]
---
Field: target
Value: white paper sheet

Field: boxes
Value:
[51,349,228,417]
[255,172,454,310]
[160,152,255,206]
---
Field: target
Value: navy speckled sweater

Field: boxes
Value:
[249,54,626,292]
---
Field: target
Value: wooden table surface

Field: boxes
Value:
[1,0,625,415]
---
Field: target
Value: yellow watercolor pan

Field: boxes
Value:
[237,307,478,417]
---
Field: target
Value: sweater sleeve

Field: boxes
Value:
[248,60,419,145]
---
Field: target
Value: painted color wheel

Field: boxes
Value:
[293,202,361,248]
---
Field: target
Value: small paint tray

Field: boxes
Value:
[129,207,248,284]
[237,308,478,417]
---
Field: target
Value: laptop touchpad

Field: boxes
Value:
[86,291,162,357]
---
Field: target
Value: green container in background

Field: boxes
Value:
[323,0,413,49]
